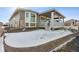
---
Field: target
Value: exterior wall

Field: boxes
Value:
[51,19,64,26]
[38,12,64,28]
[64,22,71,26]
[75,22,79,26]
[36,15,40,27]
[9,10,65,29]
[38,16,51,27]
[0,22,4,37]
[54,13,60,18]
[19,11,25,28]
[39,19,47,27]
[9,13,20,28]
[0,22,3,26]
[64,21,76,26]
[51,12,64,27]
[9,10,38,29]
[64,19,79,26]
[25,11,38,28]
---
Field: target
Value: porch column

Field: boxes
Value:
[51,12,55,30]
[59,16,61,26]
[62,17,65,30]
[51,12,54,20]
[63,17,64,26]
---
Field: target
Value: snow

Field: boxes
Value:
[0,37,4,52]
[5,30,73,48]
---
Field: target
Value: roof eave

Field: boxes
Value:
[39,9,65,18]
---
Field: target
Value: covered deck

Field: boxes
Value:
[39,9,65,29]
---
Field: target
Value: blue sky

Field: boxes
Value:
[0,7,79,23]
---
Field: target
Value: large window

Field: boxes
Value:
[25,12,29,22]
[26,13,29,17]
[30,23,35,26]
[25,12,37,27]
[31,13,36,22]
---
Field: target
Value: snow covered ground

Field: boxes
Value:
[4,30,73,48]
[0,37,4,52]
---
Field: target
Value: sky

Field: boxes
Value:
[0,7,79,23]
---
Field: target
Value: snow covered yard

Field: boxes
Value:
[5,30,73,48]
[0,37,4,52]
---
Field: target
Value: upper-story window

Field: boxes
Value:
[26,13,29,17]
[25,12,36,23]
[25,12,29,22]
[31,13,36,22]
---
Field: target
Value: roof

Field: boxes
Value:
[9,8,38,21]
[39,9,65,18]
[9,8,65,21]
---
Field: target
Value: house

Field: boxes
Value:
[0,22,5,36]
[64,19,77,26]
[64,19,79,26]
[0,22,3,27]
[9,8,65,30]
[64,19,79,30]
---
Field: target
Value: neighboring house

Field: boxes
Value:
[9,8,65,29]
[3,22,10,28]
[0,22,3,27]
[64,19,79,26]
[64,19,79,30]
[3,22,10,31]
[0,22,4,37]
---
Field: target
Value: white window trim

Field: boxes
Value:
[25,12,30,23]
[30,13,37,27]
[30,13,37,23]
[25,12,37,27]
[25,12,30,27]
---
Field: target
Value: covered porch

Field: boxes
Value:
[39,9,65,29]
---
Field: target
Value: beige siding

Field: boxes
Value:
[19,11,25,28]
[9,13,20,28]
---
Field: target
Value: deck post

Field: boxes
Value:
[51,12,55,30]
[62,17,64,29]
[62,17,66,30]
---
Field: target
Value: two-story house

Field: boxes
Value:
[9,8,65,30]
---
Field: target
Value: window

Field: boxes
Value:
[26,23,29,26]
[25,12,29,22]
[26,13,29,17]
[30,23,35,26]
[31,13,35,22]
